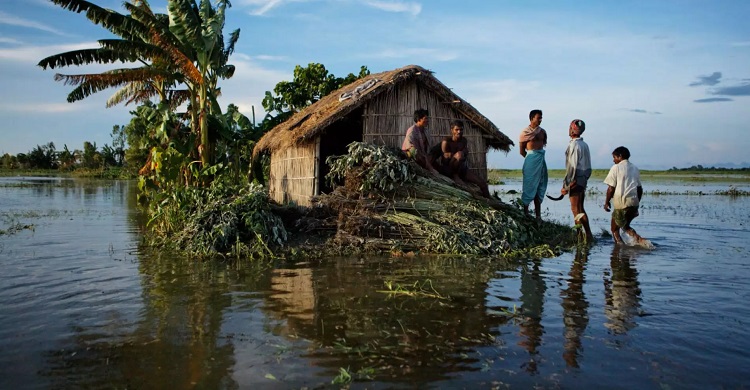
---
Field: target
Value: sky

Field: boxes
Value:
[1,0,749,170]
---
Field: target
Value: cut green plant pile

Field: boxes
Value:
[145,182,288,258]
[306,142,575,257]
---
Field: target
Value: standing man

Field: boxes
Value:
[561,119,593,242]
[402,108,438,174]
[519,109,548,220]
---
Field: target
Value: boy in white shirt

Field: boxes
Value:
[603,146,646,245]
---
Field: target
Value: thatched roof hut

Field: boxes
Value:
[254,64,514,207]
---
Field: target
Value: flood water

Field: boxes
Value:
[1,176,749,389]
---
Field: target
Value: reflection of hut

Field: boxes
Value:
[253,64,514,207]
[269,268,315,323]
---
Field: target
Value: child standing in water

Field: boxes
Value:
[603,146,649,245]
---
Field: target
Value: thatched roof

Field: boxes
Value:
[253,64,513,157]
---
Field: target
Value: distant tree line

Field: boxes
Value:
[1,125,128,172]
[668,165,750,172]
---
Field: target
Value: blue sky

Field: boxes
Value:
[1,0,749,169]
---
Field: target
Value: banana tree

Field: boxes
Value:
[39,0,241,174]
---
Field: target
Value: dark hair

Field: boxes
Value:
[612,146,631,160]
[449,119,464,129]
[414,109,429,123]
[529,109,542,121]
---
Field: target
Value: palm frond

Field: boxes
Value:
[168,0,203,50]
[106,81,153,107]
[97,39,164,62]
[38,48,134,69]
[56,67,171,102]
[168,89,192,109]
[225,28,240,58]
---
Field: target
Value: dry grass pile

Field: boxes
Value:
[314,142,574,257]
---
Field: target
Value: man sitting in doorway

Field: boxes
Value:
[433,119,491,198]
[402,108,438,174]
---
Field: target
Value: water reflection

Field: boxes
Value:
[517,259,546,373]
[561,248,590,368]
[264,258,516,383]
[603,246,643,334]
[41,254,243,389]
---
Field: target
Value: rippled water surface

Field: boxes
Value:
[1,176,749,389]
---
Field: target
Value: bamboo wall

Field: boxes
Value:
[362,81,489,181]
[269,142,317,207]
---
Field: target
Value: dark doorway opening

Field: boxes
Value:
[317,107,364,194]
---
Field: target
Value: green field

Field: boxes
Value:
[488,169,750,183]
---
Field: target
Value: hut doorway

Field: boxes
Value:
[317,107,364,194]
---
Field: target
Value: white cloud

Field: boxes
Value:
[363,1,421,16]
[241,0,422,17]
[0,37,21,45]
[0,102,87,113]
[0,10,67,36]
[254,54,289,61]
[242,0,287,16]
[0,42,98,64]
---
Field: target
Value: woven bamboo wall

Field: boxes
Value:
[362,81,489,181]
[269,142,317,207]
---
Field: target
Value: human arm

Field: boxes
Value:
[442,139,451,159]
[604,185,615,212]
[402,127,415,153]
[637,185,643,201]
[562,144,578,194]
[519,141,527,157]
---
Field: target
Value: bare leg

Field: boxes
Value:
[533,196,542,222]
[569,192,593,242]
[465,170,490,198]
[623,211,646,244]
[611,217,623,244]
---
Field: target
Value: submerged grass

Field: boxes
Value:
[649,186,750,196]
[377,279,447,299]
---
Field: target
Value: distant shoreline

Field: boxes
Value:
[488,168,750,183]
[3,168,750,183]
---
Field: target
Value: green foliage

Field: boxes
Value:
[326,142,415,193]
[57,145,77,171]
[145,178,288,258]
[81,141,99,169]
[331,367,352,385]
[261,63,370,130]
[0,154,18,169]
[668,165,750,172]
[25,142,58,169]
